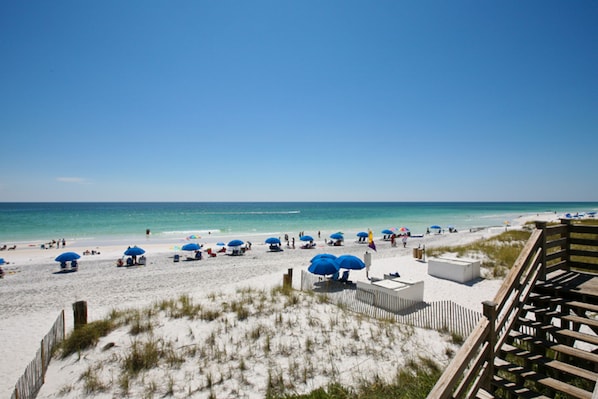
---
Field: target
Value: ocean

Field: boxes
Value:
[0,202,596,246]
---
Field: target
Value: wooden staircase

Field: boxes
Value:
[428,220,598,399]
[489,292,598,399]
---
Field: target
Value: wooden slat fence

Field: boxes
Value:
[11,310,65,399]
[300,270,482,338]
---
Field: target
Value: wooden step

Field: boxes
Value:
[528,294,564,309]
[494,358,593,399]
[500,341,598,385]
[522,305,561,318]
[555,328,598,346]
[517,315,598,346]
[500,343,544,362]
[551,343,598,364]
[562,314,598,329]
[545,359,598,383]
[565,301,598,313]
[508,330,598,363]
[491,375,551,399]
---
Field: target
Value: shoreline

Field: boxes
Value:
[0,212,565,397]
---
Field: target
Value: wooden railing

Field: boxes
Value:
[428,219,598,398]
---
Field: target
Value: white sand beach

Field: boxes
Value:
[0,213,559,398]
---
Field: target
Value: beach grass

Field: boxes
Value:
[60,319,116,359]
[265,356,441,398]
[55,285,458,398]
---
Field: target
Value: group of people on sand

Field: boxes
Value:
[0,244,17,251]
[117,255,146,267]
[41,238,66,250]
[390,234,408,248]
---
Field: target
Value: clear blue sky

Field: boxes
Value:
[1,1,596,201]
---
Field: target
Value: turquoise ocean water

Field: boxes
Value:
[1,202,597,246]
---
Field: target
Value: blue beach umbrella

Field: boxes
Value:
[300,235,314,242]
[308,258,340,276]
[310,253,337,263]
[0,258,5,265]
[265,237,281,245]
[356,231,368,238]
[381,229,394,235]
[217,242,226,246]
[55,252,81,262]
[430,225,441,230]
[124,246,145,256]
[330,233,344,240]
[182,243,201,251]
[336,255,366,270]
[228,239,244,247]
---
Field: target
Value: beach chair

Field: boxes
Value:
[126,257,134,266]
[70,260,78,271]
[138,256,146,265]
[339,270,352,284]
[173,254,180,262]
[60,261,68,270]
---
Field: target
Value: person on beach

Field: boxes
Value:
[402,235,408,248]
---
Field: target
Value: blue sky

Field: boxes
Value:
[1,1,596,201]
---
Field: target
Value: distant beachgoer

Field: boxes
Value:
[146,229,151,236]
[402,235,408,248]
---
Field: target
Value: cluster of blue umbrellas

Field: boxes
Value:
[308,253,366,276]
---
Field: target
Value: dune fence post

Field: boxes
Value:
[283,268,293,289]
[73,300,88,330]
